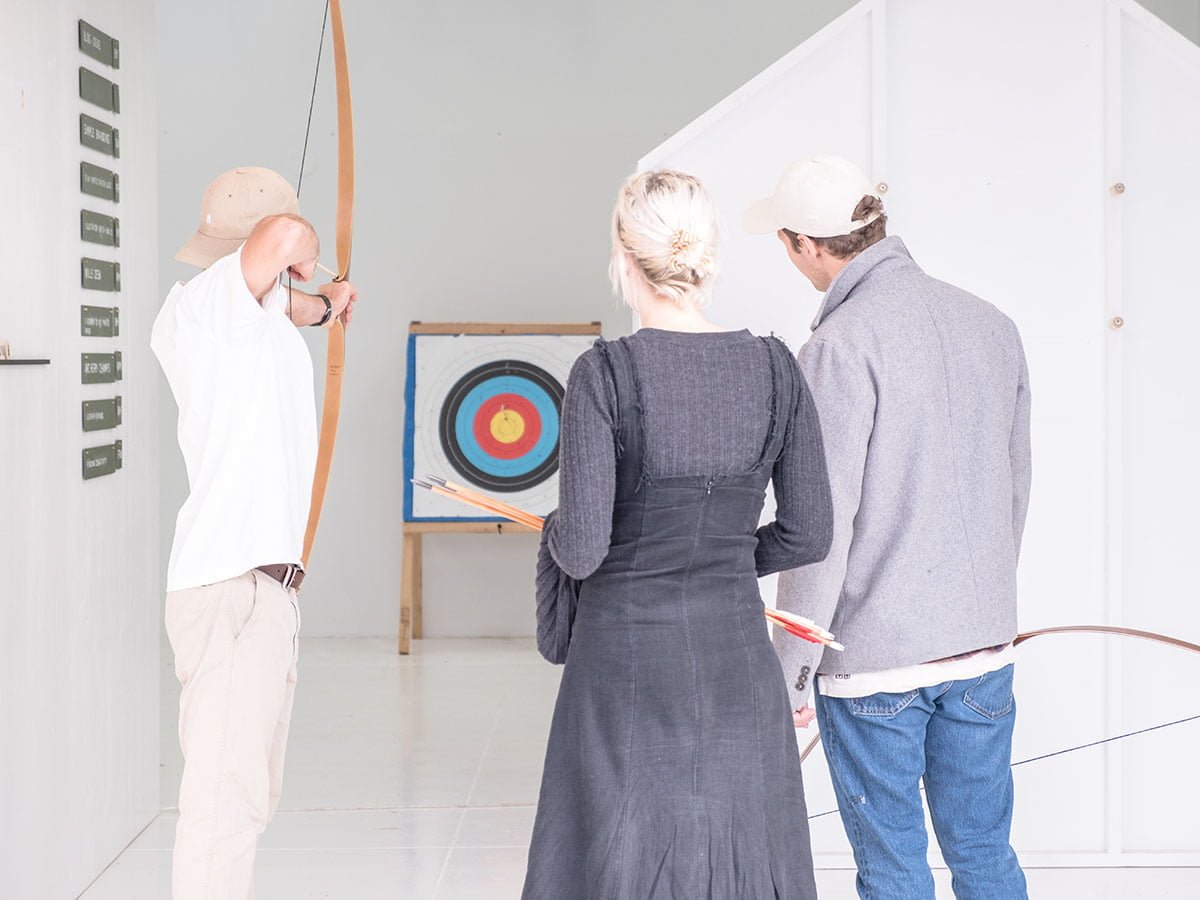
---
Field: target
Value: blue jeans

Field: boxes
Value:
[815,664,1027,900]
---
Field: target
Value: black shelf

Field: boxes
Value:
[0,359,51,366]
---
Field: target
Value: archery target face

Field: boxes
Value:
[407,333,595,519]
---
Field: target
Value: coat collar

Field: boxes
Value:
[810,235,917,331]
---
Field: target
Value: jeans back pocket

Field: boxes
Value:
[962,664,1016,719]
[850,689,920,717]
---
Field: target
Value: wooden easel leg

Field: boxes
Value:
[400,532,415,655]
[412,534,424,639]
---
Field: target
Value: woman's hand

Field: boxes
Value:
[793,706,816,729]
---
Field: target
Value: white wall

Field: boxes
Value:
[154,0,862,637]
[0,1,159,897]
[641,0,1200,868]
[152,0,1198,640]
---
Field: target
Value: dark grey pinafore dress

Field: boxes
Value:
[523,337,818,899]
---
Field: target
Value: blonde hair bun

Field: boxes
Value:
[609,170,719,310]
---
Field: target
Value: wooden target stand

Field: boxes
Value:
[400,321,601,654]
[400,520,538,653]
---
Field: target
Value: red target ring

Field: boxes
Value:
[438,360,564,493]
[472,393,543,460]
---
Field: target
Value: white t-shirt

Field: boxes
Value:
[817,644,1015,699]
[151,246,317,592]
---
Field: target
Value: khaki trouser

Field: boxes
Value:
[166,570,301,900]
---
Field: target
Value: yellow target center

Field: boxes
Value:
[490,409,526,444]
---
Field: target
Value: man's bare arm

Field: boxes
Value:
[241,214,319,300]
[286,281,359,328]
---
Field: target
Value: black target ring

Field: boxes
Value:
[438,359,564,492]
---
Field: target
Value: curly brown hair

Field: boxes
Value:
[783,195,887,259]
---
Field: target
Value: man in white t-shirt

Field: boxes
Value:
[152,167,357,900]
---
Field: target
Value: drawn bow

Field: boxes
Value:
[298,0,355,570]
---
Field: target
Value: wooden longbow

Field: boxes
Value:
[297,0,355,571]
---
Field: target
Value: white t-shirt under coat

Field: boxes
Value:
[152,247,317,592]
[817,644,1015,699]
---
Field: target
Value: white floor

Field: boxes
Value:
[79,638,1198,899]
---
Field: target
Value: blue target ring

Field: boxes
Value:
[439,360,564,492]
[453,377,559,478]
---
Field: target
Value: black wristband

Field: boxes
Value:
[311,293,333,327]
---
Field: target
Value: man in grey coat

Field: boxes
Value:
[744,157,1031,900]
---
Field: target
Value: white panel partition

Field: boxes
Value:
[0,1,160,896]
[1117,2,1200,853]
[642,0,1200,868]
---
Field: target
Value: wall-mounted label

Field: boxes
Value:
[82,440,123,479]
[82,396,122,432]
[82,351,122,384]
[81,305,119,337]
[81,258,120,291]
[80,114,119,158]
[81,210,119,246]
[80,162,119,202]
[79,67,119,112]
[78,20,119,69]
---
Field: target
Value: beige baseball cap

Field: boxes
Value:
[742,156,881,238]
[175,166,300,268]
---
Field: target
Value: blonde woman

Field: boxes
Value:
[523,171,833,898]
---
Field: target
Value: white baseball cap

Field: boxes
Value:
[176,167,301,268]
[742,156,881,238]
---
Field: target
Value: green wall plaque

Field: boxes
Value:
[81,258,120,291]
[82,440,123,480]
[80,114,119,158]
[79,67,119,112]
[81,305,119,337]
[80,162,119,202]
[82,397,122,432]
[81,351,122,384]
[81,210,119,246]
[78,21,119,69]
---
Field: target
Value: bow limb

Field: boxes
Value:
[797,625,1200,772]
[799,731,822,764]
[1013,624,1200,654]
[301,0,354,570]
[329,0,354,283]
[1008,626,1200,765]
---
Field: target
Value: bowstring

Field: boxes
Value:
[297,0,329,200]
[1009,712,1200,767]
[806,712,1200,821]
[289,0,330,324]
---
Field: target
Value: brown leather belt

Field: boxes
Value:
[257,564,305,591]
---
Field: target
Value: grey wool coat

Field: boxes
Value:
[774,235,1032,710]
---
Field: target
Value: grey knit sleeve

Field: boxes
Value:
[754,359,834,577]
[544,348,617,580]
